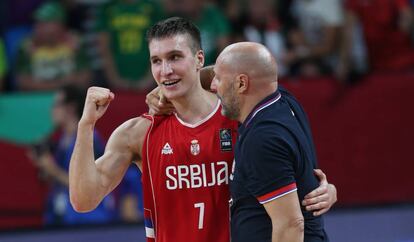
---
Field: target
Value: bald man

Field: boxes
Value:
[211,42,329,242]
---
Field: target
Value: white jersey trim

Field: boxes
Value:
[144,115,158,239]
[259,188,298,204]
[246,93,281,126]
[174,99,221,128]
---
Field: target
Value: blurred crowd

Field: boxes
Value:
[1,0,414,93]
[1,0,414,227]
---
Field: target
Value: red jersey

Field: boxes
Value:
[141,101,238,242]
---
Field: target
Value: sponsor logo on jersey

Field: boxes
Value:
[165,161,229,190]
[219,129,233,151]
[161,142,173,155]
[190,139,200,156]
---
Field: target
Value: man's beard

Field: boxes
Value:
[219,93,240,121]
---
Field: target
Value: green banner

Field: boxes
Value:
[0,92,55,144]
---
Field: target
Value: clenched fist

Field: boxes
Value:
[80,87,115,126]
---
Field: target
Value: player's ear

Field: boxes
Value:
[236,74,249,94]
[196,50,205,71]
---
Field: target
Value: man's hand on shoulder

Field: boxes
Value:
[145,86,175,115]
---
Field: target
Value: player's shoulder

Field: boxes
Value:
[117,116,152,135]
[110,116,151,143]
[108,117,152,155]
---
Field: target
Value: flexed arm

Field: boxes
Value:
[69,87,148,212]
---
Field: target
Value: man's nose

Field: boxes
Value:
[161,61,173,75]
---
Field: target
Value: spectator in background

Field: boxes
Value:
[285,0,345,79]
[15,1,91,91]
[164,0,231,65]
[2,0,45,91]
[0,38,7,91]
[95,0,164,91]
[344,0,414,73]
[29,84,116,226]
[231,0,288,76]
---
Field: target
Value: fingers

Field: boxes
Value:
[146,92,163,115]
[303,183,338,216]
[313,208,329,216]
[146,89,160,106]
[328,184,338,203]
[80,87,115,125]
[151,102,175,115]
[303,193,331,216]
[155,87,172,106]
[314,169,327,184]
[147,100,161,115]
[146,88,175,115]
[305,201,329,212]
[303,193,329,207]
[159,91,167,105]
[304,184,328,199]
[87,87,115,106]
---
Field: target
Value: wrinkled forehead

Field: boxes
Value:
[149,34,193,57]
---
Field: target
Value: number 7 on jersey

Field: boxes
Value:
[194,202,205,229]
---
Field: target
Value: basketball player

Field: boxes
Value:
[69,17,335,242]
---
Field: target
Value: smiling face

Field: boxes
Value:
[149,34,204,100]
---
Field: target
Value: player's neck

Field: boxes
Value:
[172,86,218,125]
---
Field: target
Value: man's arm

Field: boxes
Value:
[244,129,304,242]
[69,87,149,212]
[263,192,304,242]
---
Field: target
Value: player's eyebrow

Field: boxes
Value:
[150,50,184,61]
[166,50,184,56]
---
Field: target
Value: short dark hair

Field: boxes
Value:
[60,84,86,119]
[146,17,202,54]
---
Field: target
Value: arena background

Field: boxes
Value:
[1,0,414,241]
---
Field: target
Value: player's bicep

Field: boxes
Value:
[95,118,149,193]
[95,131,132,193]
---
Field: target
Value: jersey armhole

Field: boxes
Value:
[140,114,154,162]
